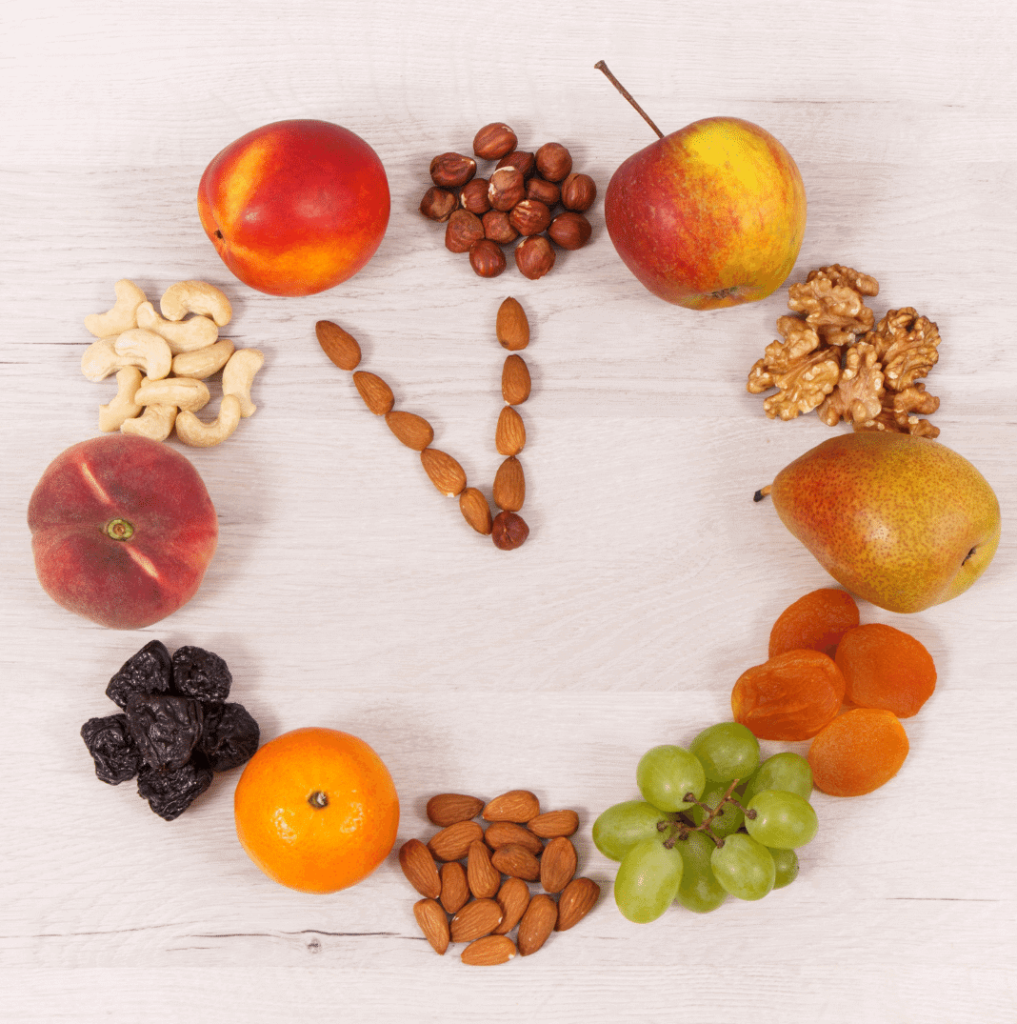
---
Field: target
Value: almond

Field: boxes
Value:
[427,819,484,861]
[450,897,504,942]
[495,406,526,456]
[484,820,544,856]
[386,410,434,451]
[459,487,493,535]
[501,354,531,406]
[460,934,517,966]
[398,838,441,899]
[528,809,580,839]
[483,789,540,823]
[490,843,541,882]
[496,296,530,351]
[439,861,470,915]
[467,840,501,899]
[492,456,525,512]
[517,893,557,955]
[420,447,467,497]
[353,370,394,415]
[426,792,485,827]
[315,320,362,371]
[539,836,577,894]
[413,897,450,955]
[555,876,601,931]
[493,876,531,935]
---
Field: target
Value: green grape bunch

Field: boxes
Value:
[593,722,817,923]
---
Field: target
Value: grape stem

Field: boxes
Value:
[661,778,754,849]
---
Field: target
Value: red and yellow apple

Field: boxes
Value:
[27,435,218,629]
[197,118,390,297]
[604,116,807,309]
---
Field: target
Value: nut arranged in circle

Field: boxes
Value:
[400,787,601,964]
[420,122,598,278]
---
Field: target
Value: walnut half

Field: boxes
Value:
[787,264,879,346]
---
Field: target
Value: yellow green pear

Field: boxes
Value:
[756,432,1000,613]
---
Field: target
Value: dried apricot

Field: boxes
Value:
[808,708,909,796]
[835,623,936,718]
[769,588,860,658]
[731,649,846,741]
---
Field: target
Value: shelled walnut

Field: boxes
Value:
[747,265,942,438]
[419,122,598,279]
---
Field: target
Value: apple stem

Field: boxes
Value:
[594,61,665,139]
[753,485,773,503]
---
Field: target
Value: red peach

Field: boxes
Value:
[27,435,218,629]
[197,118,390,297]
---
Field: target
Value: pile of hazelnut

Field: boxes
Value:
[419,122,598,280]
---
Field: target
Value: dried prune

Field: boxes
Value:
[106,639,172,710]
[81,714,142,785]
[172,645,232,703]
[126,694,203,771]
[137,761,214,820]
[198,701,260,772]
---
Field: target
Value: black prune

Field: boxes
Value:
[171,646,232,703]
[198,702,261,772]
[137,762,214,821]
[106,639,172,710]
[125,694,203,771]
[80,714,142,785]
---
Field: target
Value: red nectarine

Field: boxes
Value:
[27,435,218,629]
[197,118,390,297]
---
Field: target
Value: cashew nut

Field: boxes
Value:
[98,367,144,432]
[82,336,129,381]
[171,338,235,379]
[160,281,232,327]
[121,404,177,442]
[136,301,219,354]
[113,329,173,381]
[222,348,264,418]
[134,376,210,413]
[83,279,147,338]
[174,394,242,447]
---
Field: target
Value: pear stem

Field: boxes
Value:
[754,485,773,503]
[594,61,665,139]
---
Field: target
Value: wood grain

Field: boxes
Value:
[2,2,1016,1022]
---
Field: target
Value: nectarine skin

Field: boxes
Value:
[197,119,390,297]
[605,117,806,309]
[27,435,218,629]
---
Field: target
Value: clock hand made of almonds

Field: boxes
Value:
[316,296,532,551]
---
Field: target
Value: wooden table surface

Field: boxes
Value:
[3,2,1015,1021]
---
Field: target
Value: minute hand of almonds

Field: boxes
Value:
[747,264,942,438]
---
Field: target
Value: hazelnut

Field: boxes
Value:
[492,510,529,550]
[473,122,518,161]
[488,167,526,212]
[445,209,485,253]
[514,235,556,280]
[469,239,507,278]
[482,210,519,245]
[548,211,592,250]
[496,150,536,179]
[460,178,492,216]
[535,142,573,183]
[509,199,552,237]
[419,186,459,223]
[560,172,597,212]
[526,176,561,207]
[430,152,477,188]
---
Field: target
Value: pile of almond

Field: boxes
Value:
[316,296,534,550]
[400,789,601,965]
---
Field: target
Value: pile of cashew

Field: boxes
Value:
[81,279,264,447]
